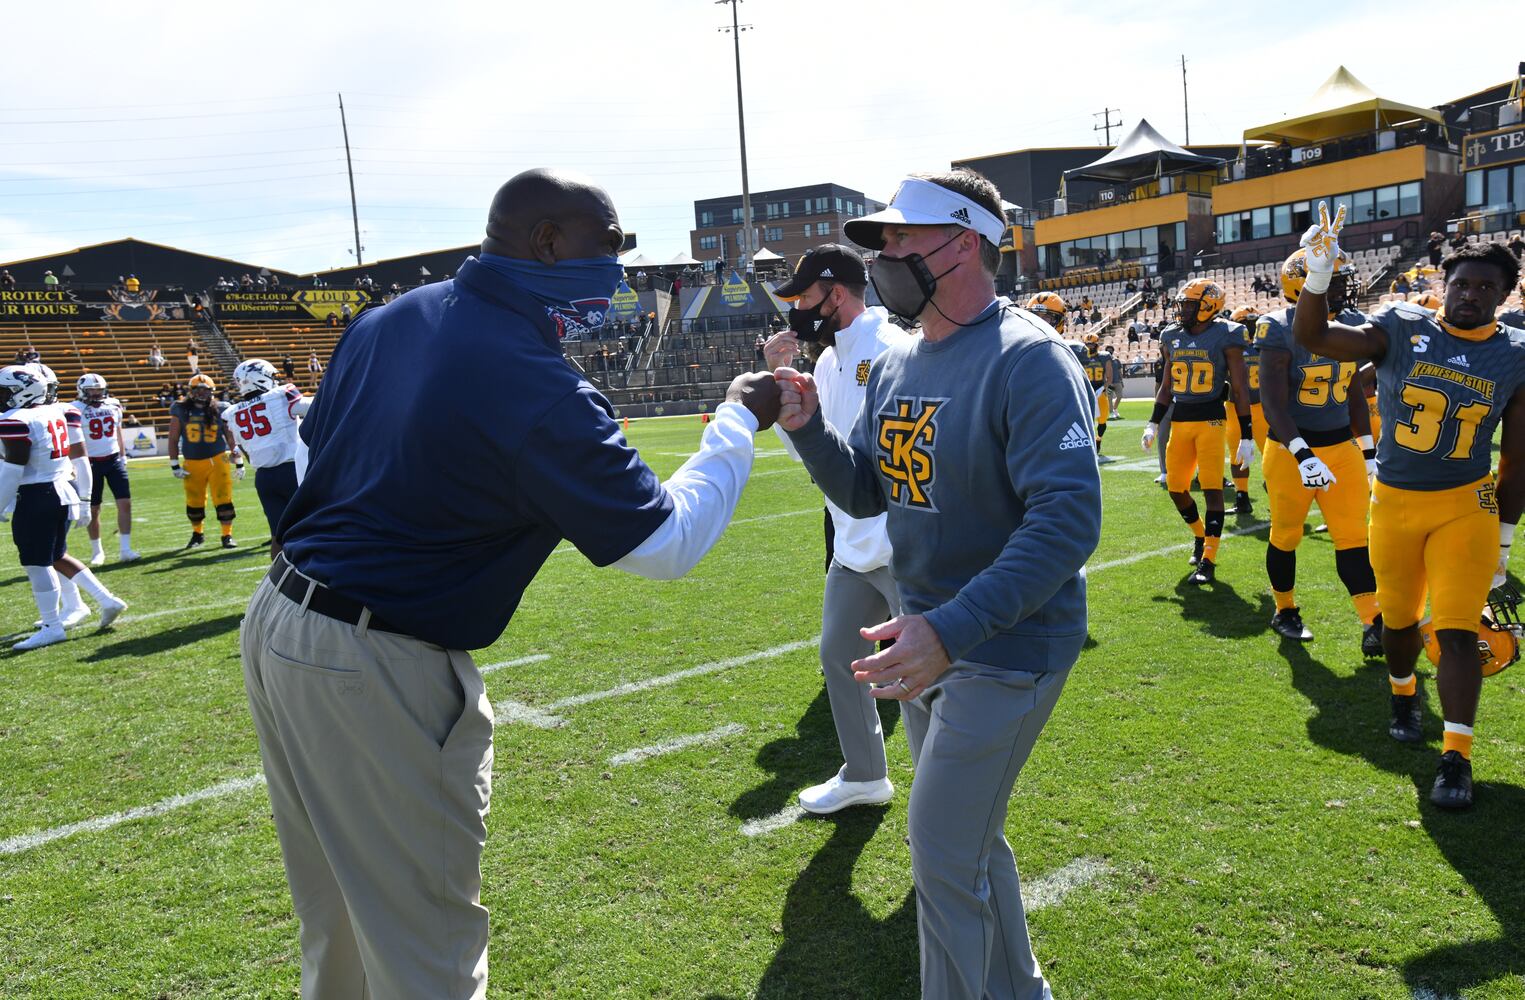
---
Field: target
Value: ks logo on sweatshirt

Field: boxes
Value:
[877,395,946,511]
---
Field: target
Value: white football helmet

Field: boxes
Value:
[77,372,109,405]
[0,365,48,411]
[26,363,59,404]
[233,358,280,399]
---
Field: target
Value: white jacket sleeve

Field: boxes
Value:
[771,421,802,461]
[613,401,758,580]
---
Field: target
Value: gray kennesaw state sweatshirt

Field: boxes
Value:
[785,300,1102,671]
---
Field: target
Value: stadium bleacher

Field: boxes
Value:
[215,320,343,396]
[0,318,199,422]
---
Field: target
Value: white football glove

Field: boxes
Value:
[171,463,189,479]
[1235,439,1256,468]
[1496,523,1515,588]
[1298,455,1337,491]
[234,463,246,481]
[1299,201,1347,294]
[1141,422,1158,450]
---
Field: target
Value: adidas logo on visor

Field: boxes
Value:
[820,267,834,278]
[950,207,972,225]
[1059,421,1092,451]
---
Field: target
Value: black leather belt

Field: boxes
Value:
[267,553,407,635]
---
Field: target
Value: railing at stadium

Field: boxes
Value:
[1226,123,1456,183]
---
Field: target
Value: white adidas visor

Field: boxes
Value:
[843,177,1007,251]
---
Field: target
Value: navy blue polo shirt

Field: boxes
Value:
[278,256,674,649]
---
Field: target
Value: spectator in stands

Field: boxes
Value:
[240,273,254,290]
[1148,324,1161,341]
[269,272,281,288]
[313,274,326,287]
[1510,234,1525,260]
[1448,231,1467,252]
[1128,321,1141,344]
[389,281,402,298]
[671,273,683,299]
[341,302,353,324]
[256,274,268,289]
[1427,231,1446,266]
[14,347,39,365]
[754,332,767,364]
[1392,273,1411,295]
[1089,306,1102,324]
[125,274,140,294]
[42,270,58,288]
[148,344,165,368]
[186,338,199,375]
[308,351,323,375]
[1125,279,1137,293]
[325,312,339,329]
[0,269,14,290]
[282,354,297,380]
[635,269,647,291]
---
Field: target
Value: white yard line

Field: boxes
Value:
[0,774,265,856]
[1086,521,1269,574]
[740,805,808,837]
[479,653,551,676]
[492,700,568,729]
[610,723,745,766]
[1023,856,1111,911]
[547,638,817,711]
[117,598,248,625]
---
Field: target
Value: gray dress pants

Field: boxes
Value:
[819,559,901,782]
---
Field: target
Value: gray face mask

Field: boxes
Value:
[869,232,962,323]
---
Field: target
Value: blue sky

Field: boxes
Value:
[1,0,1516,273]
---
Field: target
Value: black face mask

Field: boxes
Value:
[870,232,962,323]
[787,286,842,343]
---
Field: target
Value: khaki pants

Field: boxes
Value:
[241,571,495,1000]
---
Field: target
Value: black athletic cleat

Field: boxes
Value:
[1188,537,1205,566]
[1234,490,1253,516]
[1389,687,1423,744]
[1191,476,1201,491]
[1361,620,1384,658]
[1188,559,1216,586]
[221,535,238,550]
[185,532,204,549]
[1271,607,1313,641]
[1430,750,1473,810]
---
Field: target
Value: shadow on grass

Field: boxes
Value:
[1151,576,1275,641]
[143,544,266,575]
[81,612,242,661]
[1282,642,1525,996]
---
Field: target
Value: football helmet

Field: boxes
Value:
[0,365,48,411]
[1024,292,1067,334]
[1175,279,1226,328]
[188,372,216,405]
[1419,585,1523,678]
[77,372,108,405]
[1413,292,1442,312]
[1231,306,1259,326]
[233,358,280,400]
[27,363,60,404]
[1082,331,1101,355]
[1280,247,1358,311]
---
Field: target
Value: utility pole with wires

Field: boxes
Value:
[338,92,363,266]
[1181,55,1190,145]
[716,0,755,273]
[1093,108,1121,146]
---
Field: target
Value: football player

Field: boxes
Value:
[72,374,140,565]
[1025,292,1092,372]
[1082,332,1116,454]
[1293,204,1525,810]
[225,359,310,560]
[168,373,242,549]
[0,365,128,648]
[1223,306,1263,515]
[1141,280,1255,585]
[1257,248,1382,655]
[1498,276,1525,329]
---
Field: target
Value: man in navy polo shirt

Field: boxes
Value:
[241,168,780,1000]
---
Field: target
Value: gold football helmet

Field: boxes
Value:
[1420,586,1523,678]
[1280,247,1358,309]
[1175,279,1226,327]
[1024,292,1067,334]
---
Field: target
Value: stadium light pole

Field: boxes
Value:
[338,92,363,267]
[717,0,754,274]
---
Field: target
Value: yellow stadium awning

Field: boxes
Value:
[1243,66,1443,145]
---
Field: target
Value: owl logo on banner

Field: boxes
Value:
[876,395,946,511]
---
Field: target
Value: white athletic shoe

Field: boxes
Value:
[119,549,142,563]
[14,623,67,650]
[34,606,91,629]
[799,767,894,815]
[89,551,106,567]
[1154,473,1168,486]
[98,595,128,628]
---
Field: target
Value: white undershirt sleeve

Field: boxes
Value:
[0,462,23,516]
[613,401,758,580]
[771,421,802,461]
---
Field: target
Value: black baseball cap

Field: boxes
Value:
[774,244,868,301]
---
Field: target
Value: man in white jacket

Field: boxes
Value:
[765,244,914,813]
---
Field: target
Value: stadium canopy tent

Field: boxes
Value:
[1243,66,1444,145]
[1063,118,1224,185]
[619,252,661,269]
[751,247,784,262]
[668,252,701,266]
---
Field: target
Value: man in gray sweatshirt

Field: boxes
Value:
[776,169,1102,1000]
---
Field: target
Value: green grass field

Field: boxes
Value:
[1,400,1522,999]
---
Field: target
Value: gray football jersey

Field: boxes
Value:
[1256,306,1368,434]
[1369,302,1525,490]
[1163,318,1247,408]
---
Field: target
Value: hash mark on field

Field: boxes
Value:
[492,700,567,728]
[610,723,745,765]
[0,774,265,856]
[119,598,247,625]
[740,805,807,837]
[549,638,817,710]
[479,653,551,675]
[1023,856,1111,911]
[1086,522,1269,573]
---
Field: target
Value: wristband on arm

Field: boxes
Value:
[1288,435,1315,464]
[1356,434,1375,460]
[1149,402,1169,425]
[1239,413,1252,438]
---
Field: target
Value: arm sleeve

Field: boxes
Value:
[921,342,1104,663]
[770,421,802,461]
[516,386,678,567]
[1365,304,1406,374]
[63,408,84,446]
[783,393,886,519]
[72,455,92,501]
[612,401,760,580]
[0,461,21,516]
